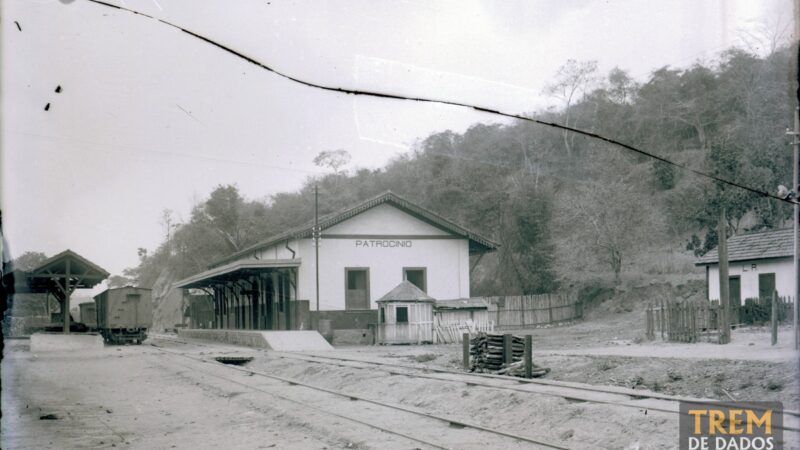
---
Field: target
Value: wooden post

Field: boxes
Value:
[547,295,553,324]
[718,204,731,344]
[771,291,778,346]
[524,335,533,378]
[503,333,513,366]
[63,259,71,334]
[462,333,470,371]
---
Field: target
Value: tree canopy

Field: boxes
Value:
[121,44,796,293]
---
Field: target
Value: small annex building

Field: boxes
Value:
[376,281,435,344]
[695,228,794,303]
[175,191,498,332]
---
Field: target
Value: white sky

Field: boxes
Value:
[1,0,793,286]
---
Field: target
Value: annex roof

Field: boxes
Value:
[377,280,435,302]
[174,258,301,289]
[695,228,793,265]
[211,191,499,268]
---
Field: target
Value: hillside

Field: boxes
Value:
[118,46,794,321]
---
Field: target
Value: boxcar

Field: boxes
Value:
[94,287,152,344]
[79,302,98,330]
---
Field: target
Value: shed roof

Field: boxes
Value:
[695,228,793,265]
[27,249,109,292]
[377,281,435,302]
[434,298,490,310]
[211,191,498,268]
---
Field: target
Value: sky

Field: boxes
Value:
[1,0,793,291]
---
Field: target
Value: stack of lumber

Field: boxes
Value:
[468,332,550,378]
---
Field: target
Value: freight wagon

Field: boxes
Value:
[93,287,152,344]
[79,302,98,330]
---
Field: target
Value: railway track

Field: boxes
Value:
[150,335,800,435]
[271,351,800,424]
[149,339,570,449]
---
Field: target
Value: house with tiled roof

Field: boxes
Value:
[695,229,794,303]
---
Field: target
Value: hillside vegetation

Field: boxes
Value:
[119,45,795,300]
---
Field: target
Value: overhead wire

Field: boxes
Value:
[85,0,798,205]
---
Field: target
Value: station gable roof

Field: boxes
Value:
[211,191,499,268]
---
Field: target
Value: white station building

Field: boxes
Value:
[175,192,498,331]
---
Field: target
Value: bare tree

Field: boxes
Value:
[543,60,599,155]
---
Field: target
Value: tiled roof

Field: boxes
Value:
[210,191,499,267]
[377,281,435,302]
[695,228,793,265]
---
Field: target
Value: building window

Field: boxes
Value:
[403,267,427,292]
[396,306,408,323]
[345,268,370,310]
[380,307,385,324]
[759,273,776,300]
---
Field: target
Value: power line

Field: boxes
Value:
[86,0,797,205]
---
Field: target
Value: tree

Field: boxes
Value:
[313,149,351,175]
[194,184,263,253]
[573,182,650,285]
[543,60,599,155]
[497,183,558,294]
[11,251,47,271]
[108,275,134,288]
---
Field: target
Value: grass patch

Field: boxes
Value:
[413,353,438,363]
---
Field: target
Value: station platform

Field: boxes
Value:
[30,332,104,352]
[177,329,334,351]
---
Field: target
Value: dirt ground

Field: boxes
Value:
[3,281,798,449]
[3,324,799,449]
[1,340,435,450]
[333,325,799,410]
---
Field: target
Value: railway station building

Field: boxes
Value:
[175,191,498,332]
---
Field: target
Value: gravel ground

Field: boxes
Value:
[329,326,799,410]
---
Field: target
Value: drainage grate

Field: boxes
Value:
[214,356,253,366]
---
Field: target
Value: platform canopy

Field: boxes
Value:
[174,258,301,289]
[27,250,109,295]
[26,249,110,333]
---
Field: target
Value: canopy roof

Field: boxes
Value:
[26,249,109,295]
[174,258,301,289]
[212,191,499,268]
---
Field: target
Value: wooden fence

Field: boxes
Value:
[645,295,794,343]
[479,293,582,330]
[433,320,495,344]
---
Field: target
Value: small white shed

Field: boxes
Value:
[376,281,434,344]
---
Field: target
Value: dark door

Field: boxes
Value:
[345,269,370,310]
[758,273,776,301]
[728,276,741,306]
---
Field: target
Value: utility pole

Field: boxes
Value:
[314,184,320,330]
[718,203,731,345]
[792,0,800,350]
[790,107,799,350]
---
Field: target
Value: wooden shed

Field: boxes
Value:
[376,281,434,344]
[434,298,491,325]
